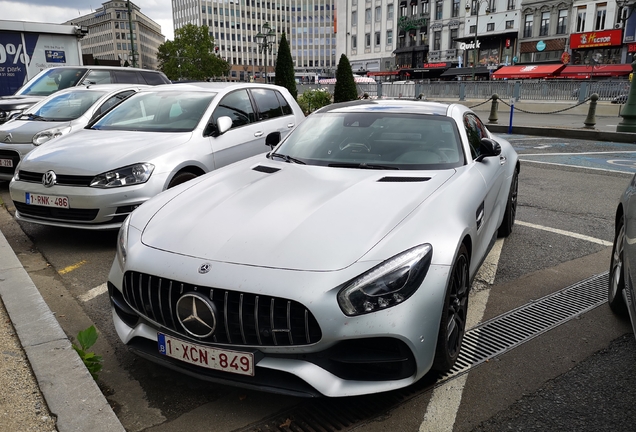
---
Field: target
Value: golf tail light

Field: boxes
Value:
[338,244,433,316]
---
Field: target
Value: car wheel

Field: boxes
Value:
[433,243,469,372]
[609,215,628,316]
[497,167,519,237]
[168,171,198,189]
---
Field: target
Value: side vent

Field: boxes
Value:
[252,165,280,174]
[378,176,431,183]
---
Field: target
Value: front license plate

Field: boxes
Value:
[25,192,69,209]
[157,333,255,376]
[0,158,12,168]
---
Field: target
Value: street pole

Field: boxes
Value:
[127,0,137,68]
[466,1,490,81]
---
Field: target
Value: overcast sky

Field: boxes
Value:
[1,0,175,40]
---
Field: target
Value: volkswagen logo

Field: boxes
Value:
[3,133,11,142]
[176,293,217,338]
[198,263,211,274]
[42,171,57,188]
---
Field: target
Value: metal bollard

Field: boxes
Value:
[584,93,599,129]
[488,94,499,124]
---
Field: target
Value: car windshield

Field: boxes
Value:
[16,68,88,96]
[22,90,108,121]
[91,91,217,132]
[273,112,465,170]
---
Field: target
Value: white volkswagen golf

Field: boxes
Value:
[9,82,304,229]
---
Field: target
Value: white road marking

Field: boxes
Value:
[505,137,560,141]
[79,283,108,302]
[419,239,504,431]
[516,221,612,246]
[522,150,636,156]
[519,158,635,175]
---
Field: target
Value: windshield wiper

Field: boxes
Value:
[18,113,48,121]
[328,162,399,170]
[269,152,306,165]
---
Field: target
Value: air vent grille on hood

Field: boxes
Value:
[252,165,280,174]
[378,176,431,183]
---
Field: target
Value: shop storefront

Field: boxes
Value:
[570,29,623,65]
[399,62,452,80]
[519,38,567,64]
[455,33,517,71]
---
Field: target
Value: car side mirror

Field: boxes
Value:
[265,131,281,150]
[476,138,501,162]
[205,116,233,137]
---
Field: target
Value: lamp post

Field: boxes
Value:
[255,22,276,83]
[465,0,490,81]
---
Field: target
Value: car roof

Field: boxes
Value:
[151,82,291,93]
[42,65,164,73]
[315,99,453,116]
[54,84,146,94]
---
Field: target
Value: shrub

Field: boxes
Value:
[333,54,358,103]
[297,88,332,114]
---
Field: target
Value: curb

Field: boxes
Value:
[0,226,125,431]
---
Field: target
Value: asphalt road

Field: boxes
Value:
[0,134,635,432]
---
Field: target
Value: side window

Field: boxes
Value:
[81,70,113,85]
[275,90,293,116]
[113,70,142,84]
[211,89,255,129]
[463,114,485,160]
[250,88,284,120]
[141,71,170,85]
[95,90,136,116]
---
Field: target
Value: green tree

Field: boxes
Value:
[274,32,297,99]
[157,24,230,81]
[333,54,358,103]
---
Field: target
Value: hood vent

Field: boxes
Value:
[252,165,280,174]
[378,176,431,183]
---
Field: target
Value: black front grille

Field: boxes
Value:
[18,170,94,186]
[14,202,99,221]
[0,149,20,176]
[122,271,322,347]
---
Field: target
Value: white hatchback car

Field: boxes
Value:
[9,82,304,229]
[0,84,145,181]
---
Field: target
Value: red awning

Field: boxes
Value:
[554,64,633,79]
[491,64,565,79]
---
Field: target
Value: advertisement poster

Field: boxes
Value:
[0,31,80,96]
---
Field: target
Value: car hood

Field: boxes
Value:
[0,120,71,144]
[0,95,44,110]
[140,160,456,271]
[19,130,194,175]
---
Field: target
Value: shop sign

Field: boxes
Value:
[536,41,546,51]
[459,40,481,50]
[570,29,623,49]
[414,62,451,71]
[629,44,636,53]
[561,52,571,64]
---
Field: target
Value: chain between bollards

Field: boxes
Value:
[488,94,499,124]
[584,93,599,129]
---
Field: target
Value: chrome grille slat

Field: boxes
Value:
[122,271,322,347]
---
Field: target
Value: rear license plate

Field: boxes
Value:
[157,333,255,376]
[0,158,12,168]
[25,192,69,209]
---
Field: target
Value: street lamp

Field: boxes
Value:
[255,22,276,83]
[465,0,490,81]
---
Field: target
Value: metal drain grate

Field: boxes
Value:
[233,272,609,432]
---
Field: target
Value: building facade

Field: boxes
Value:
[65,1,165,70]
[171,0,337,81]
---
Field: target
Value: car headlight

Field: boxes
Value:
[90,163,154,188]
[32,126,72,145]
[117,215,131,270]
[337,244,433,316]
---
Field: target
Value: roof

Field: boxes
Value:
[316,99,451,116]
[40,65,165,73]
[152,82,292,93]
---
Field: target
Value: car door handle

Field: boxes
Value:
[500,155,507,165]
[287,123,295,128]
[254,131,264,137]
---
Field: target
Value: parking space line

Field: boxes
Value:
[419,239,504,431]
[58,260,87,275]
[519,159,634,175]
[79,283,107,303]
[516,221,612,246]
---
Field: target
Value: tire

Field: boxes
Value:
[609,215,628,316]
[433,243,470,372]
[498,167,519,238]
[168,171,198,189]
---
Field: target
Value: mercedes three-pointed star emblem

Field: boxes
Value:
[176,293,217,338]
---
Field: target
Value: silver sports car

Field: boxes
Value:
[108,100,520,397]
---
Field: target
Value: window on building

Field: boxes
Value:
[507,0,515,11]
[352,35,357,49]
[540,11,549,36]
[366,8,371,23]
[352,10,357,26]
[400,4,407,17]
[411,4,417,15]
[421,1,429,15]
[387,30,393,45]
[388,4,394,19]
[469,25,476,34]
[452,0,460,17]
[524,13,533,38]
[449,28,458,46]
[595,3,606,30]
[375,6,381,21]
[374,31,380,46]
[365,33,371,47]
[487,22,494,31]
[488,0,496,13]
[577,7,586,32]
[435,0,443,20]
[433,31,441,50]
[557,10,567,34]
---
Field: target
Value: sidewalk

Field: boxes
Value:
[0,100,634,432]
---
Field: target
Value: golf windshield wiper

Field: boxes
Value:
[18,113,48,121]
[328,162,399,170]
[269,152,306,165]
